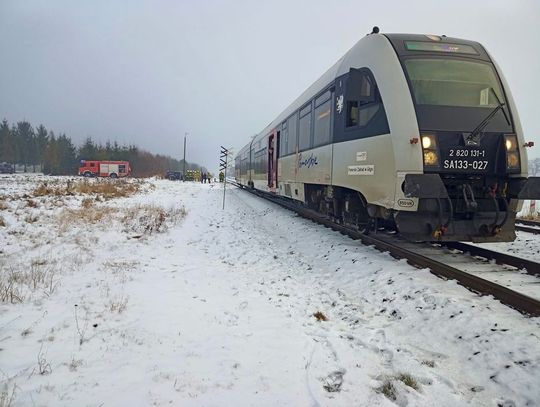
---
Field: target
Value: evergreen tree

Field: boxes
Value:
[78,137,98,161]
[56,133,77,174]
[35,124,49,171]
[43,131,58,174]
[15,121,35,171]
[0,119,15,164]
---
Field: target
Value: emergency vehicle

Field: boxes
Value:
[78,160,131,178]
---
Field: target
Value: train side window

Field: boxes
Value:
[313,91,332,147]
[358,104,380,126]
[286,113,298,155]
[280,122,288,157]
[336,68,389,143]
[360,75,373,99]
[298,103,312,151]
[347,101,359,127]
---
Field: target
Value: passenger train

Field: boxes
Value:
[235,29,540,242]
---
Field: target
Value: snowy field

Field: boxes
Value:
[1,174,539,407]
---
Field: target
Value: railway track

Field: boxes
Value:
[233,183,540,317]
[515,219,540,235]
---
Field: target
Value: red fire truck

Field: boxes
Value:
[78,160,131,178]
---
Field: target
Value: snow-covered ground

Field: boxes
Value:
[1,174,539,406]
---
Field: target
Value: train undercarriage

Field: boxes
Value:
[300,174,540,243]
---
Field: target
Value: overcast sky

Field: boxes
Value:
[1,0,539,172]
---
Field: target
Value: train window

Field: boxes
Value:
[300,104,311,118]
[360,76,372,98]
[358,104,380,127]
[314,98,332,147]
[336,68,390,143]
[346,71,380,128]
[315,90,331,108]
[347,101,358,127]
[286,113,298,155]
[299,103,312,151]
[404,59,505,108]
[280,122,288,157]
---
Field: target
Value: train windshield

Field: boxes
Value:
[404,58,505,108]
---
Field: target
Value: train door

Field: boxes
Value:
[267,131,279,191]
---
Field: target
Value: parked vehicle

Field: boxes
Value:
[78,160,131,178]
[0,162,15,174]
[166,170,183,180]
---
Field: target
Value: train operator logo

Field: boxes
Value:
[298,153,318,169]
[336,95,344,114]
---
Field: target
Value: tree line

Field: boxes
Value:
[0,119,206,177]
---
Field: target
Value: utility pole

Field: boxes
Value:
[183,133,187,181]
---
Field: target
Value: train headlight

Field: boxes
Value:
[423,150,439,166]
[421,133,439,168]
[506,151,520,169]
[504,134,520,171]
[422,135,436,149]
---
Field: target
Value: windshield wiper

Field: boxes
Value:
[468,88,510,139]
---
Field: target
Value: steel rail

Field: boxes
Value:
[515,219,540,227]
[444,242,540,276]
[515,224,540,235]
[232,183,540,316]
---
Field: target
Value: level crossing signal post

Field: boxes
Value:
[220,146,233,210]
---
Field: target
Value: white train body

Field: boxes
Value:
[235,33,540,242]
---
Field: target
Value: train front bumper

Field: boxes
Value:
[395,174,540,242]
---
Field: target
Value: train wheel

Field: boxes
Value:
[342,193,371,233]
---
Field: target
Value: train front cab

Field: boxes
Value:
[383,34,540,242]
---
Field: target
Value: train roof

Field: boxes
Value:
[250,32,489,146]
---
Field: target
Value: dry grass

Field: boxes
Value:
[57,202,186,237]
[378,379,397,401]
[0,260,59,304]
[81,197,94,209]
[73,179,142,198]
[0,199,8,211]
[0,381,17,407]
[0,215,5,227]
[26,199,38,208]
[376,373,420,401]
[58,206,116,233]
[397,373,420,391]
[36,345,52,376]
[24,214,39,224]
[33,178,143,199]
[108,295,129,314]
[121,204,187,236]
